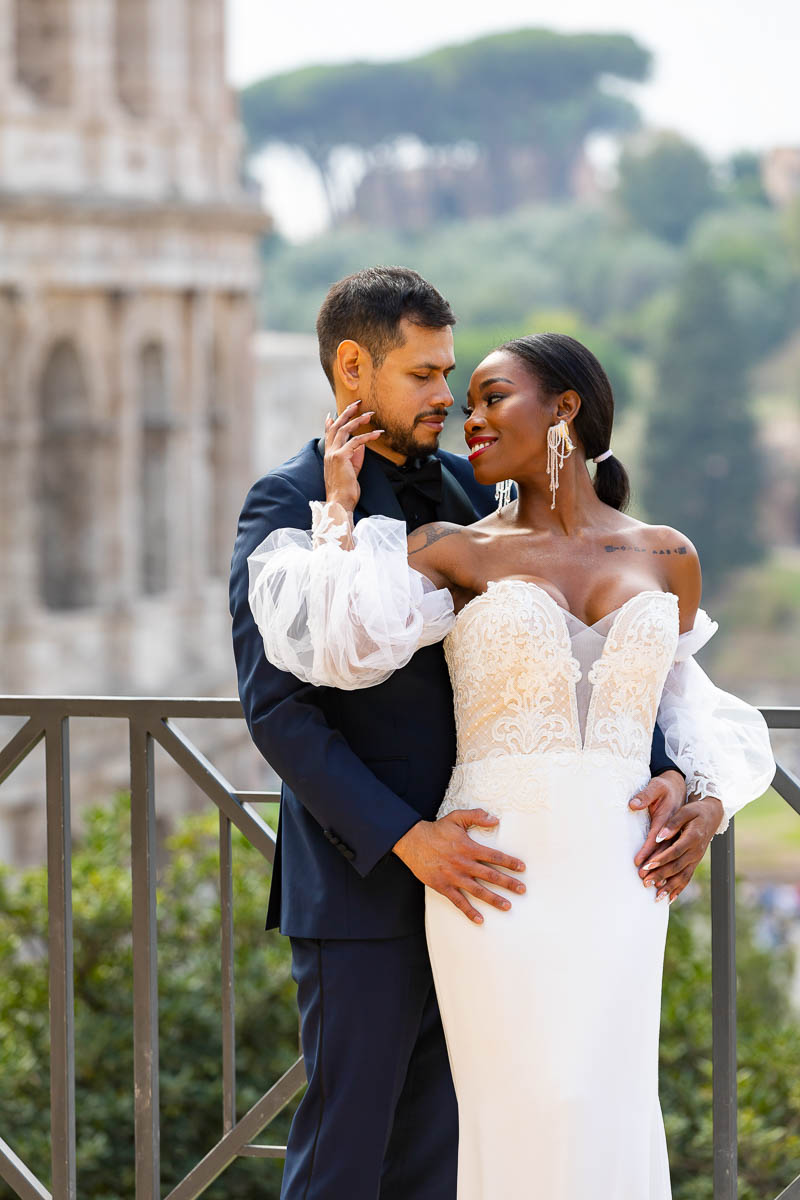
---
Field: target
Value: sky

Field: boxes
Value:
[226,0,800,238]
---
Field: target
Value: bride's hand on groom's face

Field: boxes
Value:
[323,403,383,511]
[392,811,527,924]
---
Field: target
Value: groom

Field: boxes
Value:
[229,266,714,1199]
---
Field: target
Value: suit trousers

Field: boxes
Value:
[280,932,458,1200]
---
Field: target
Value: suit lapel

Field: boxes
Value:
[438,460,480,526]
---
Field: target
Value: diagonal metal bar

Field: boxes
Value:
[220,813,236,1135]
[130,718,160,1200]
[0,1137,52,1200]
[775,1174,800,1199]
[162,1059,306,1200]
[711,821,737,1200]
[0,718,44,785]
[150,719,275,862]
[772,762,800,817]
[45,718,76,1200]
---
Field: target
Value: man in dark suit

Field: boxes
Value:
[229,267,694,1199]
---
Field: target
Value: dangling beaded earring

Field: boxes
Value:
[546,419,574,510]
[495,479,514,511]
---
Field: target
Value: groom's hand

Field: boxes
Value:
[393,811,526,924]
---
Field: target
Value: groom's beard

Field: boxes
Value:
[368,380,445,461]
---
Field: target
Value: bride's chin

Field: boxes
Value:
[469,461,505,486]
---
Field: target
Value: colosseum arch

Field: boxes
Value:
[38,339,99,609]
[139,341,171,594]
[15,0,73,106]
[114,0,150,117]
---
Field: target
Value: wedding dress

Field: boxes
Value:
[248,506,775,1200]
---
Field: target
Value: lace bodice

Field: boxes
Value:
[445,580,679,767]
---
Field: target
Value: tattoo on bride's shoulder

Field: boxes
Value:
[408,524,460,555]
[604,543,688,556]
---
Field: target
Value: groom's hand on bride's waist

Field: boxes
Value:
[392,811,526,925]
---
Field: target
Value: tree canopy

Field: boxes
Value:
[240,29,651,201]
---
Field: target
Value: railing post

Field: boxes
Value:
[711,820,737,1200]
[130,718,160,1200]
[220,813,236,1134]
[45,716,77,1200]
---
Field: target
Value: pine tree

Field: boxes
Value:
[641,260,765,593]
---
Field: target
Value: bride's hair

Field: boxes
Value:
[500,332,631,512]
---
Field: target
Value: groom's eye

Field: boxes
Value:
[412,373,430,381]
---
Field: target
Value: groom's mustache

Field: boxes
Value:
[414,409,449,425]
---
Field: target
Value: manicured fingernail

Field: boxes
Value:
[657,830,672,842]
[515,883,526,893]
[656,891,668,902]
[474,914,483,924]
[644,878,655,888]
[643,860,657,871]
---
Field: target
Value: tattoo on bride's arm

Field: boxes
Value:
[408,524,460,555]
[604,544,688,556]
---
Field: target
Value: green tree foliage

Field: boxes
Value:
[726,151,769,208]
[1,801,799,1198]
[260,204,679,338]
[617,133,718,245]
[641,260,765,591]
[688,206,800,362]
[241,30,650,205]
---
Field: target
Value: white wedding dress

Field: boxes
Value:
[247,506,775,1200]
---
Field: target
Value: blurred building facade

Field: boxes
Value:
[0,0,269,860]
[762,147,800,209]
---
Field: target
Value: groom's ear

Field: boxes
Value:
[335,338,368,399]
[556,388,581,424]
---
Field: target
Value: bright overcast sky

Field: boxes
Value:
[227,0,798,157]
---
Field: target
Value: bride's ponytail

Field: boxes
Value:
[501,333,631,513]
[592,454,630,512]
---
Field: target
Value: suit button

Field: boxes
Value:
[323,828,341,846]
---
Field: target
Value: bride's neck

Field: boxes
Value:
[511,456,602,534]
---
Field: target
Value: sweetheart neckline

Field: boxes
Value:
[453,579,677,634]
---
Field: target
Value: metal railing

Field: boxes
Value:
[0,696,797,1200]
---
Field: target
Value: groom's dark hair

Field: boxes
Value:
[316,266,455,390]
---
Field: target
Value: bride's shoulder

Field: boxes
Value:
[621,518,701,626]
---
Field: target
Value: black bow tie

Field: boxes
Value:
[384,457,443,504]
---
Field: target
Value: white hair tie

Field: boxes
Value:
[593,449,613,464]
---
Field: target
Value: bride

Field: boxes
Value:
[247,333,774,1199]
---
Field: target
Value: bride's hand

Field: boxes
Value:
[324,402,383,511]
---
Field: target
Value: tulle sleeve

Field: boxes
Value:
[247,501,455,690]
[657,610,775,833]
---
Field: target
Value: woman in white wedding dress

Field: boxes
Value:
[247,333,774,1199]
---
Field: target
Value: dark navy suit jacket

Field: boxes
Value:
[229,438,677,939]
